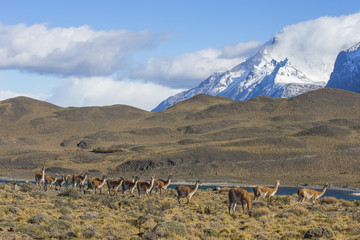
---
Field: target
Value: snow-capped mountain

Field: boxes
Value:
[326,42,360,93]
[152,48,325,112]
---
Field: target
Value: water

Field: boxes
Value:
[169,185,360,201]
[1,179,359,201]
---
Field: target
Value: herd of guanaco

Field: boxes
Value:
[35,166,328,216]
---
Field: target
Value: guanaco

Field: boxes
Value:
[137,177,155,198]
[73,172,88,191]
[152,174,172,196]
[253,180,280,206]
[64,174,74,188]
[175,180,200,204]
[229,188,252,216]
[55,175,66,190]
[107,177,124,196]
[122,176,139,196]
[87,175,108,194]
[44,175,58,190]
[35,165,45,189]
[297,185,328,207]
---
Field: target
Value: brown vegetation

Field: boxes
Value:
[0,182,359,239]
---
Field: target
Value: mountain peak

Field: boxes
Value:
[348,41,360,52]
[326,41,360,93]
[152,47,324,112]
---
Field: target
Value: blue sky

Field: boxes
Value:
[0,0,359,110]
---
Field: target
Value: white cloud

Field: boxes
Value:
[129,41,267,88]
[0,90,49,101]
[47,77,184,111]
[270,12,360,83]
[219,41,268,59]
[0,22,268,90]
[0,23,167,76]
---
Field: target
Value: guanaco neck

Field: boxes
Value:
[100,177,107,185]
[149,177,155,190]
[318,186,327,197]
[164,176,171,187]
[191,182,199,194]
[273,181,280,193]
[82,173,88,181]
[132,178,139,187]
[41,168,45,181]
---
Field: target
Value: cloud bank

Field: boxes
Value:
[0,23,167,76]
[130,41,267,88]
[47,77,184,111]
[270,12,360,83]
[0,90,49,102]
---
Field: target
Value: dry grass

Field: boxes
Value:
[0,183,359,239]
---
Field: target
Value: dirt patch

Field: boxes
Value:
[128,127,174,136]
[54,105,148,122]
[177,139,198,145]
[185,101,256,119]
[270,114,314,122]
[177,120,239,134]
[46,167,75,175]
[224,136,306,149]
[206,126,282,141]
[115,147,256,173]
[295,125,351,138]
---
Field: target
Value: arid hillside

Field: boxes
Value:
[1,88,360,187]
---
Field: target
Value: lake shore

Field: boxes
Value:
[2,177,360,193]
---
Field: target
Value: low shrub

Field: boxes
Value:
[29,212,53,224]
[320,197,338,205]
[304,227,334,239]
[252,207,271,218]
[288,205,309,216]
[204,228,220,237]
[92,147,124,154]
[57,189,83,199]
[82,225,97,238]
[59,206,72,215]
[152,221,187,237]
